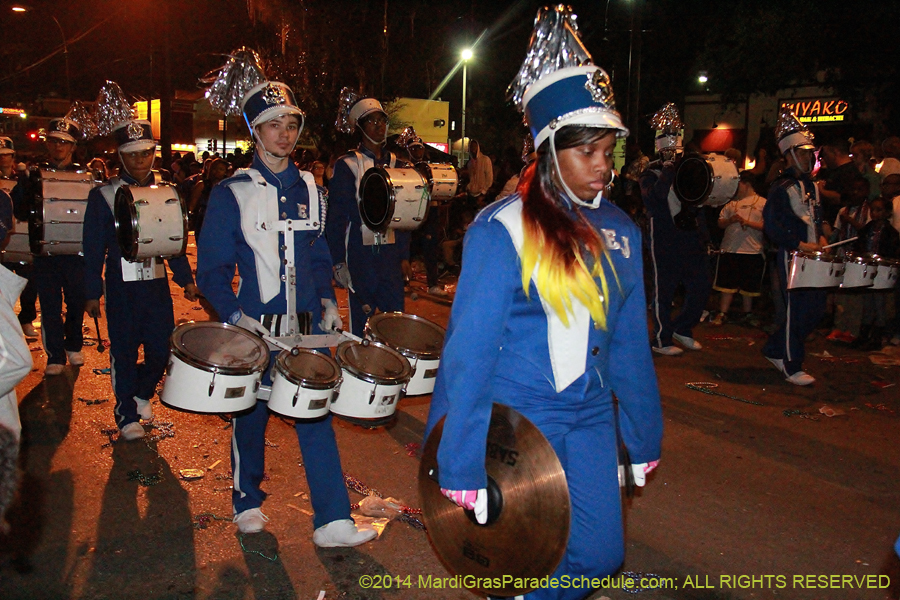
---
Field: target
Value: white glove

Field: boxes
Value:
[440,488,488,525]
[333,263,352,289]
[233,311,268,336]
[320,298,342,332]
[630,460,660,487]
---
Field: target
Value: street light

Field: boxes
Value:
[12,5,71,99]
[460,48,473,159]
[698,71,709,84]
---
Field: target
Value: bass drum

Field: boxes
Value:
[365,312,446,396]
[115,183,188,261]
[28,168,98,256]
[359,166,430,233]
[414,162,458,202]
[673,153,739,207]
[161,322,269,414]
[1,218,32,264]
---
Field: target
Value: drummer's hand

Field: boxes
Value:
[333,263,352,289]
[799,241,823,253]
[183,283,200,302]
[320,298,342,332]
[234,311,269,336]
[631,460,660,487]
[441,488,488,525]
[85,299,102,319]
[401,259,413,282]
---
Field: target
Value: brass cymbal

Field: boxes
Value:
[419,403,570,596]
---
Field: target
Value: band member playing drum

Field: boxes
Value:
[327,90,411,336]
[83,108,200,441]
[425,7,663,599]
[641,103,711,356]
[12,112,87,375]
[198,56,375,546]
[761,107,827,386]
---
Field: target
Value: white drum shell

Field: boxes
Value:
[360,167,430,232]
[788,252,844,289]
[703,154,740,207]
[116,184,187,260]
[404,356,441,396]
[841,257,877,288]
[872,259,900,290]
[329,371,403,420]
[268,352,341,419]
[1,219,32,264]
[33,170,95,256]
[364,312,446,397]
[162,355,261,413]
[417,163,458,201]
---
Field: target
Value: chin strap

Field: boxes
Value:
[361,128,387,147]
[549,130,604,209]
[254,132,298,171]
[789,147,813,174]
[117,149,155,183]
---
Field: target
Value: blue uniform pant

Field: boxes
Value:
[495,374,624,600]
[231,353,352,529]
[649,237,710,348]
[106,278,174,428]
[34,255,85,365]
[763,250,827,375]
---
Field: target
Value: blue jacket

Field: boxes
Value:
[197,155,334,323]
[763,167,820,251]
[83,171,194,300]
[425,194,663,490]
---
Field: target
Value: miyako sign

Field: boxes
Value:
[779,98,849,124]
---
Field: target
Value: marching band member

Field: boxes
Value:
[641,103,711,356]
[13,111,87,375]
[198,51,375,546]
[425,7,663,599]
[0,137,38,339]
[83,85,199,441]
[762,107,828,385]
[326,89,411,336]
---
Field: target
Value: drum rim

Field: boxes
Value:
[364,311,446,360]
[359,166,397,233]
[275,348,342,389]
[335,339,412,385]
[170,321,270,375]
[672,153,713,205]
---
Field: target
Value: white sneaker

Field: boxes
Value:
[428,285,448,297]
[20,323,37,338]
[66,351,85,366]
[134,398,153,421]
[313,519,377,548]
[651,345,683,356]
[119,422,145,441]
[673,333,702,350]
[785,371,815,386]
[765,356,785,374]
[45,363,65,376]
[234,507,269,534]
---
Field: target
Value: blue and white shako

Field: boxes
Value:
[240,81,305,132]
[523,65,628,149]
[113,119,156,152]
[46,117,82,143]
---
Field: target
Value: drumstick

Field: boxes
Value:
[333,327,369,346]
[93,315,106,353]
[822,236,858,250]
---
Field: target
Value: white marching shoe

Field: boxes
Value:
[313,519,377,548]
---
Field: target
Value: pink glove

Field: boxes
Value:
[440,488,488,524]
[631,460,660,487]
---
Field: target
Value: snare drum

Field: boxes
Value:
[268,349,342,419]
[161,322,269,414]
[1,218,32,264]
[415,162,458,202]
[28,168,97,256]
[359,166,430,233]
[116,183,188,261]
[872,256,900,290]
[330,340,411,421]
[365,312,445,396]
[673,153,739,207]
[787,251,844,289]
[841,253,877,288]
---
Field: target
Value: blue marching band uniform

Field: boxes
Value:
[197,153,354,528]
[326,145,410,336]
[83,168,195,431]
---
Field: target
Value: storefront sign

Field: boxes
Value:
[780,98,849,124]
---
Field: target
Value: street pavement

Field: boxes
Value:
[0,240,898,600]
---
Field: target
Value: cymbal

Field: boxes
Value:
[419,403,570,596]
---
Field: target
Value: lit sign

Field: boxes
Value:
[426,142,449,154]
[0,108,27,118]
[780,99,849,124]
